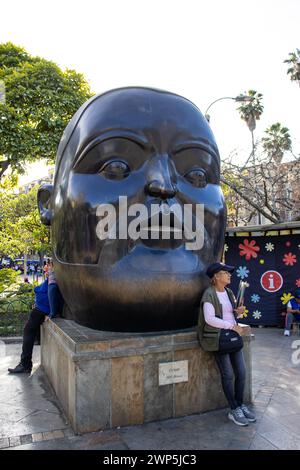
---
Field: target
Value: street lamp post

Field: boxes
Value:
[205,94,253,122]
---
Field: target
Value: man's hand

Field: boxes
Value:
[44,316,51,322]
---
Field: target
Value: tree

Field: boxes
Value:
[237,89,264,171]
[261,123,292,164]
[221,124,300,225]
[284,48,300,86]
[237,89,264,132]
[0,181,51,271]
[221,162,249,226]
[0,42,93,179]
[234,90,265,222]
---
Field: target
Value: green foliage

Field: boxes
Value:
[262,123,292,162]
[0,310,30,336]
[0,268,19,293]
[284,48,300,85]
[0,291,33,336]
[0,42,32,68]
[0,183,51,258]
[0,42,93,178]
[0,263,34,336]
[237,90,264,132]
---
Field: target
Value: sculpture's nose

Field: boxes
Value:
[145,155,177,200]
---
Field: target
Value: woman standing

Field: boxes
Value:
[198,262,256,426]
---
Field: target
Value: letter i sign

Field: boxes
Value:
[260,270,283,292]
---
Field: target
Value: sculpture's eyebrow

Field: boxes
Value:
[73,130,151,168]
[172,140,220,162]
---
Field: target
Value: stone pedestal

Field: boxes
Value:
[41,319,252,434]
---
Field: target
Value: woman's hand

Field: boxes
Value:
[232,324,244,336]
[234,306,246,318]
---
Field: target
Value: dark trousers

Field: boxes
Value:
[21,308,46,369]
[214,348,246,410]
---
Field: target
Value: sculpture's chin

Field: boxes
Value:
[99,244,201,274]
[53,258,210,332]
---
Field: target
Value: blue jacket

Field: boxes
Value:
[34,279,50,315]
[290,298,300,311]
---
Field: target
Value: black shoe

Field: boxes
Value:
[8,363,32,374]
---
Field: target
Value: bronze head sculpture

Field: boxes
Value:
[38,87,226,332]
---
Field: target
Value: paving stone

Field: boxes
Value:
[0,437,9,449]
[8,436,21,447]
[51,430,65,439]
[119,423,172,450]
[1,328,300,450]
[271,413,300,436]
[0,410,68,438]
[6,438,73,450]
[0,403,35,423]
[68,430,126,450]
[20,434,33,445]
[259,428,300,450]
[249,434,279,450]
[42,431,57,441]
[63,427,75,437]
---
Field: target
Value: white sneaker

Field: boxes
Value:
[284,330,290,336]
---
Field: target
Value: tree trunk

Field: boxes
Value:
[38,251,44,268]
[221,176,279,224]
[0,159,10,179]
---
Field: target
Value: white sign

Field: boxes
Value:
[158,360,188,386]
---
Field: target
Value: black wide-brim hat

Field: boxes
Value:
[206,262,235,278]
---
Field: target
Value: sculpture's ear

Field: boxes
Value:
[37,184,53,226]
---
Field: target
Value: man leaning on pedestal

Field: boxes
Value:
[8,272,63,374]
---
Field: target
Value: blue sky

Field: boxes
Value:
[2,0,299,182]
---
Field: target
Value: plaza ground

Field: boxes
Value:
[0,327,299,450]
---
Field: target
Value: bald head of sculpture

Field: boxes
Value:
[38,87,226,332]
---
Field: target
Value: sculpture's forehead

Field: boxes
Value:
[56,88,219,172]
[79,89,213,139]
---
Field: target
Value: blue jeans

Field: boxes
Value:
[48,283,64,317]
[214,349,246,410]
[285,312,300,330]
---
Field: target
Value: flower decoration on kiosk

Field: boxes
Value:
[283,253,297,266]
[239,239,260,261]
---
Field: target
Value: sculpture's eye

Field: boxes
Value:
[99,160,130,180]
[184,168,207,188]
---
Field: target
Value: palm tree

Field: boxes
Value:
[284,49,300,86]
[262,123,292,163]
[237,90,264,168]
[237,90,264,223]
[237,89,264,132]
